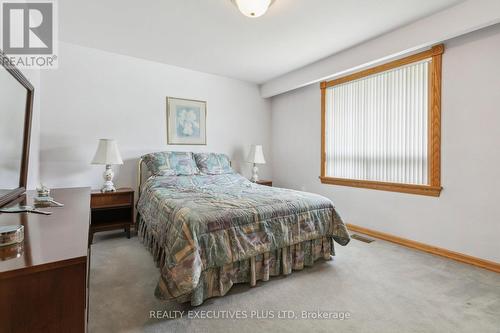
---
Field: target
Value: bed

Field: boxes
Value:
[136,152,350,306]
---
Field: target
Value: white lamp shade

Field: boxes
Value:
[91,139,123,165]
[235,0,272,18]
[247,144,266,164]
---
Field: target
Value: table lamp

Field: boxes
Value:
[91,139,123,192]
[247,144,266,182]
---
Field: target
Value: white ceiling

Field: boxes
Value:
[59,0,463,84]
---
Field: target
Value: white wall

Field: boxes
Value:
[38,42,271,190]
[271,24,500,263]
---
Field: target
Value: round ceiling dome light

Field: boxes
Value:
[234,0,273,18]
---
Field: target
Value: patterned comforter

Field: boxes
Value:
[137,173,350,300]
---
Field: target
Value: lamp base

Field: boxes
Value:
[250,164,259,182]
[101,183,116,193]
[101,165,117,193]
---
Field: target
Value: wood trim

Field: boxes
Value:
[320,177,442,197]
[346,223,500,273]
[325,45,444,88]
[320,82,327,178]
[320,45,444,196]
[429,46,442,187]
[20,89,34,188]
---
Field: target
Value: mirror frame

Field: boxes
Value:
[0,50,34,207]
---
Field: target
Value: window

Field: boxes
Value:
[320,45,443,196]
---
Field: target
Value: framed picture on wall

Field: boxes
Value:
[166,97,207,145]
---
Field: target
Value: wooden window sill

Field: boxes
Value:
[319,176,442,197]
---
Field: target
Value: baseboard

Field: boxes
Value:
[346,224,500,273]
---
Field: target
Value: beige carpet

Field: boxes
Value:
[89,231,500,333]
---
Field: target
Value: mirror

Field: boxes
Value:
[0,51,34,207]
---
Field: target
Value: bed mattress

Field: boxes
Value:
[137,173,350,302]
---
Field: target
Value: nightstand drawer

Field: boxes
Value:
[91,191,133,209]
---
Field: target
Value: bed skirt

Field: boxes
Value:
[138,217,335,306]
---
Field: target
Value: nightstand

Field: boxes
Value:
[256,180,272,187]
[90,188,134,243]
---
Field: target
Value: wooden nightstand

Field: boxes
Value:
[90,188,134,243]
[256,180,272,187]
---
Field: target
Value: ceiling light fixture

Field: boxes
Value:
[233,0,274,18]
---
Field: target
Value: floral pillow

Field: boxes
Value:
[194,153,234,175]
[141,152,199,176]
[168,152,200,175]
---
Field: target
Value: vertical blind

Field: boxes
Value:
[325,59,430,185]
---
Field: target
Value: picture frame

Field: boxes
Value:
[166,97,207,145]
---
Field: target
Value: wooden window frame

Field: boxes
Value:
[320,44,444,197]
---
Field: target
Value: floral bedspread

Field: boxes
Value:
[137,173,350,300]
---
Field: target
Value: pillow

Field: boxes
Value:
[168,152,200,175]
[194,153,233,175]
[141,151,199,176]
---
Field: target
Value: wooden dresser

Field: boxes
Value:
[0,188,91,333]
